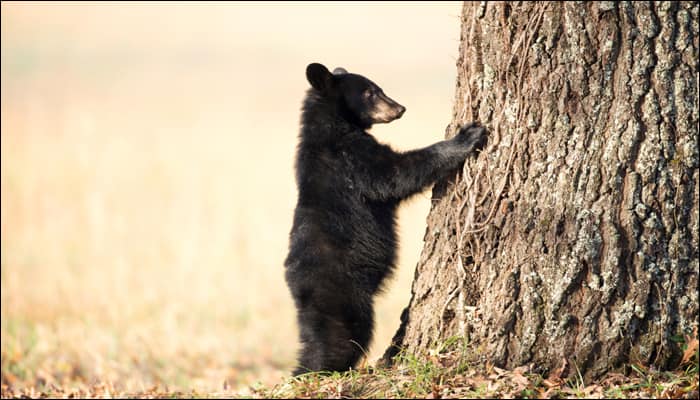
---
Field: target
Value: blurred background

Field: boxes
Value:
[1,1,462,393]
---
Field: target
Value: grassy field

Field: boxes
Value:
[1,2,464,396]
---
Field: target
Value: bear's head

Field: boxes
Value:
[306,63,406,129]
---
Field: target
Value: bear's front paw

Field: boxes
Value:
[454,122,488,152]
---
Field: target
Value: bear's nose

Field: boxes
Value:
[396,105,406,118]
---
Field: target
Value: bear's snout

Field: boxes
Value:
[372,94,406,123]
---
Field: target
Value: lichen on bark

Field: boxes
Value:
[385,1,699,380]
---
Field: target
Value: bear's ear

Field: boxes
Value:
[332,67,348,75]
[306,63,334,92]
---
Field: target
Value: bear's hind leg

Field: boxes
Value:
[293,299,373,375]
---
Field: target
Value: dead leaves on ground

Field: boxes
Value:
[3,330,700,399]
[1,383,197,399]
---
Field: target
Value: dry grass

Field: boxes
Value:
[253,336,699,399]
[1,2,463,396]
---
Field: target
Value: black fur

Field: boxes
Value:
[284,63,487,375]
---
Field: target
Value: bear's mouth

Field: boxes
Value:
[374,113,402,123]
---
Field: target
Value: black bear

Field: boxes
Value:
[284,63,487,375]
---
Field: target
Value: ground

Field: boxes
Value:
[2,333,698,398]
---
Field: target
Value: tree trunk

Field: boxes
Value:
[384,1,699,380]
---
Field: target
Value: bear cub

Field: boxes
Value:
[284,63,487,375]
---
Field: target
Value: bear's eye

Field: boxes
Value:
[364,90,375,99]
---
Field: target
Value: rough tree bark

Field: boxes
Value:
[384,1,699,379]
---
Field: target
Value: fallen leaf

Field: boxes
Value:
[547,357,567,385]
[512,364,531,375]
[542,378,560,388]
[681,328,699,366]
[511,373,530,388]
[600,372,626,386]
[583,383,602,396]
[430,382,441,399]
[541,386,560,398]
